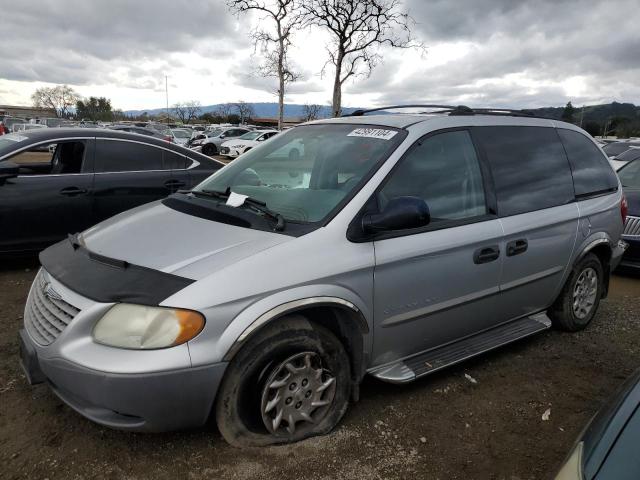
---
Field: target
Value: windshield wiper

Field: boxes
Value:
[187,187,286,231]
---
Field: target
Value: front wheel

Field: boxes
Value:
[202,143,217,156]
[550,253,604,331]
[215,316,351,447]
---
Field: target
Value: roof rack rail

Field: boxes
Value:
[346,105,540,118]
[347,105,469,117]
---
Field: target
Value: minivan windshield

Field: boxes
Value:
[195,124,405,223]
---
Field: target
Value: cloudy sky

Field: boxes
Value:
[0,0,638,111]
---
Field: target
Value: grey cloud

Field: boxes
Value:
[0,0,246,86]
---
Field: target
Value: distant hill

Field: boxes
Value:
[526,102,640,123]
[124,101,639,123]
[124,102,359,119]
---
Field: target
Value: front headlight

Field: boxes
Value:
[93,304,205,349]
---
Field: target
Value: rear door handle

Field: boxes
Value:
[59,187,88,196]
[473,245,500,264]
[164,179,187,190]
[506,239,528,257]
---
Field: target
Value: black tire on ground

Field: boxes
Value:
[549,253,604,332]
[202,143,217,156]
[215,315,351,447]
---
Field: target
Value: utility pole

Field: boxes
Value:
[165,75,169,125]
[580,105,585,127]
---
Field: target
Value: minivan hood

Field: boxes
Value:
[81,201,292,280]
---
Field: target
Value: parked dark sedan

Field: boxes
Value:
[555,369,640,480]
[0,128,223,254]
[617,159,640,271]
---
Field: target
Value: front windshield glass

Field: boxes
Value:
[206,129,222,137]
[604,142,637,157]
[172,130,190,138]
[195,124,405,223]
[618,160,640,188]
[237,131,263,141]
[0,133,27,155]
[617,148,640,162]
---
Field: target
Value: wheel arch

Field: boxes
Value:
[573,236,613,298]
[221,295,371,386]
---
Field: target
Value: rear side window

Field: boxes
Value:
[474,126,574,217]
[557,129,618,197]
[95,140,163,172]
[163,150,187,170]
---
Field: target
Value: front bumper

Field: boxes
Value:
[19,328,227,432]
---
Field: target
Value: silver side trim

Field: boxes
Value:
[223,297,367,361]
[381,285,500,327]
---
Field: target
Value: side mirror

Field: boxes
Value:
[219,133,226,139]
[362,196,430,233]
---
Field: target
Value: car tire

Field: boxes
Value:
[549,253,604,332]
[215,315,351,447]
[202,143,217,156]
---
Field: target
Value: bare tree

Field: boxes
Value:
[173,103,188,124]
[173,100,202,124]
[31,85,80,118]
[233,101,256,123]
[302,103,322,121]
[184,101,202,124]
[214,103,234,122]
[228,0,302,130]
[303,0,423,117]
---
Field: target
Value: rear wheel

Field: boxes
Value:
[202,143,217,156]
[215,315,351,447]
[550,253,604,331]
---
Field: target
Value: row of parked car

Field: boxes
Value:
[0,116,281,158]
[2,106,639,477]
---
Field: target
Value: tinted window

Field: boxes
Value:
[618,160,640,188]
[474,126,574,216]
[379,130,487,222]
[557,129,618,196]
[163,150,187,170]
[95,140,163,172]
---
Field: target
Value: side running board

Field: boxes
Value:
[369,312,552,384]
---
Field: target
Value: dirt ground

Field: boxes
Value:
[0,257,638,480]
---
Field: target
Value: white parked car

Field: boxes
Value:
[219,130,279,158]
[170,128,192,146]
[610,146,640,171]
[12,123,47,133]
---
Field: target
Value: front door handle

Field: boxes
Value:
[473,245,500,264]
[506,239,528,257]
[59,186,88,196]
[164,179,187,190]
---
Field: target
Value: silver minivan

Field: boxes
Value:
[20,106,628,446]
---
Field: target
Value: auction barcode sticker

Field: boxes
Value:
[347,128,398,140]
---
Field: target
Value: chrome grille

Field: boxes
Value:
[24,271,80,346]
[624,216,640,237]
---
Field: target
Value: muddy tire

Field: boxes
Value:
[215,315,351,447]
[550,253,604,332]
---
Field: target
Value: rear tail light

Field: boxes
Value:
[621,193,628,224]
[163,136,173,142]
